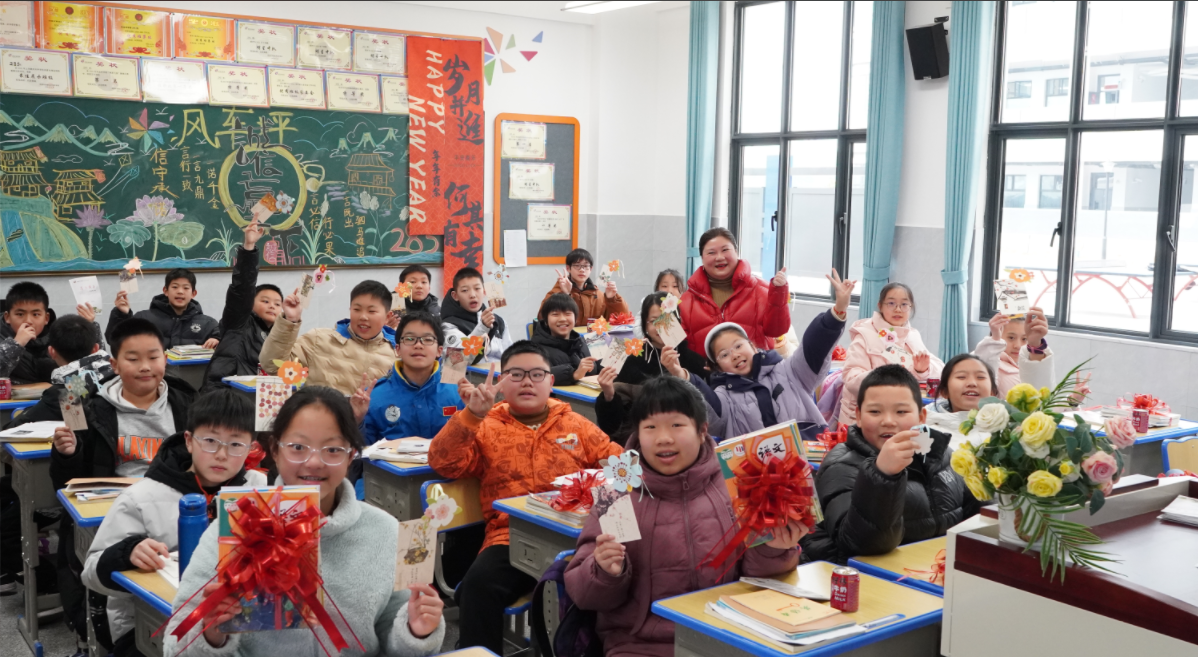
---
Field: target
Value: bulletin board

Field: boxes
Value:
[492,112,579,265]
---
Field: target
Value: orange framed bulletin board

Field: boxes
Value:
[493,113,580,265]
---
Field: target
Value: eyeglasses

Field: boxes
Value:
[399,335,438,346]
[279,442,355,466]
[715,339,753,362]
[195,436,251,457]
[503,367,551,382]
[569,263,592,271]
[883,302,912,311]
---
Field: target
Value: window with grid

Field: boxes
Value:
[730,1,872,298]
[982,0,1198,341]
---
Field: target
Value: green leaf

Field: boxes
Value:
[105,219,151,249]
[365,227,378,235]
[1009,440,1025,461]
[1065,431,1080,464]
[1010,410,1029,423]
[1089,489,1106,514]
[979,396,1003,408]
[158,221,205,251]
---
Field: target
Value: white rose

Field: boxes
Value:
[973,403,1010,433]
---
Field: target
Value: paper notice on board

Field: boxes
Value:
[501,122,547,159]
[503,230,528,267]
[527,205,571,241]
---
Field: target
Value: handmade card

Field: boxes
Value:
[994,279,1029,316]
[118,269,138,294]
[59,373,88,431]
[1,47,72,95]
[394,517,436,589]
[141,59,208,104]
[592,486,640,544]
[599,259,625,285]
[326,71,381,112]
[68,275,102,313]
[207,63,268,107]
[527,205,571,241]
[0,1,34,47]
[509,162,554,201]
[254,376,293,431]
[441,348,467,385]
[105,7,168,57]
[297,273,315,309]
[72,54,141,100]
[36,1,102,52]
[501,121,547,160]
[381,75,408,114]
[353,31,404,74]
[236,20,295,66]
[912,425,933,456]
[652,293,686,349]
[583,332,612,364]
[297,26,351,70]
[392,282,412,312]
[172,13,234,61]
[268,67,326,109]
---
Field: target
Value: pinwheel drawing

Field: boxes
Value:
[127,109,171,154]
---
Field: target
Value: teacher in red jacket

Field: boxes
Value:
[679,227,792,357]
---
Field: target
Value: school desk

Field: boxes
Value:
[1,398,39,427]
[220,376,255,393]
[363,458,440,522]
[492,495,581,579]
[2,441,61,656]
[849,537,946,597]
[1061,415,1198,476]
[651,561,943,657]
[941,477,1198,656]
[166,356,210,391]
[112,569,175,657]
[57,488,114,657]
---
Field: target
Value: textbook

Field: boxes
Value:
[715,421,824,538]
[722,589,842,634]
[0,421,61,442]
[526,491,590,528]
[65,477,139,500]
[704,600,862,647]
[363,438,432,464]
[166,345,214,360]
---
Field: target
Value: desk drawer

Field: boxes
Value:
[508,521,575,580]
[362,463,435,522]
[75,524,97,566]
[133,598,167,657]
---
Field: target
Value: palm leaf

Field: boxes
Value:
[1013,494,1119,583]
[1042,358,1094,411]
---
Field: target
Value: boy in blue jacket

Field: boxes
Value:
[356,311,464,443]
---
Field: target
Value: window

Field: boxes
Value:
[983,1,1198,341]
[731,1,871,298]
[1008,80,1033,99]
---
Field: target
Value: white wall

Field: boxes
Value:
[5,0,691,333]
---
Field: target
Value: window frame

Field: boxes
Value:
[728,0,867,300]
[980,0,1198,343]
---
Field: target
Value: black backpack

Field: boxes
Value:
[530,557,603,657]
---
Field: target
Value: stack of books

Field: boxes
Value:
[65,477,139,502]
[704,589,857,647]
[575,375,602,391]
[0,421,61,442]
[802,440,829,465]
[363,437,432,464]
[552,469,605,488]
[526,490,590,528]
[1159,495,1198,527]
[166,345,214,361]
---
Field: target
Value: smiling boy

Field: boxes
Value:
[107,269,220,350]
[530,293,598,384]
[441,268,512,362]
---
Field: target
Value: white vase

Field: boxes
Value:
[997,493,1061,550]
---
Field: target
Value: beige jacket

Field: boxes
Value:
[259,316,395,395]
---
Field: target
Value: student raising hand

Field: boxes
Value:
[593,533,626,576]
[661,346,686,379]
[771,267,788,288]
[827,268,855,316]
[912,352,931,374]
[282,287,304,322]
[875,429,919,476]
[604,280,619,300]
[114,290,131,315]
[597,366,618,402]
[76,303,96,323]
[243,214,267,251]
[555,268,573,294]
[351,372,376,423]
[53,425,76,456]
[988,312,1010,341]
[463,363,512,419]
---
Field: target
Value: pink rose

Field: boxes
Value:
[1104,416,1137,449]
[1081,451,1119,483]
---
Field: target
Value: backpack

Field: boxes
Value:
[530,557,603,657]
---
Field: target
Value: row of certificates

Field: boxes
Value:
[0,2,409,74]
[0,48,410,113]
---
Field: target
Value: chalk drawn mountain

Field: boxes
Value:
[0,110,133,156]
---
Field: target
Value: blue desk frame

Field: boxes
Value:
[111,571,172,617]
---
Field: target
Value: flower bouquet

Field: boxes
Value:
[951,362,1123,582]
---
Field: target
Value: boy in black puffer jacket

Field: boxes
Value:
[800,364,981,564]
[531,293,600,385]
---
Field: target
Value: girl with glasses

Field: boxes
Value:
[166,386,446,656]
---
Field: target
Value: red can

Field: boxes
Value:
[926,378,941,398]
[0,378,10,401]
[1132,408,1150,433]
[830,566,860,612]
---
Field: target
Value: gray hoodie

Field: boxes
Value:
[100,378,177,477]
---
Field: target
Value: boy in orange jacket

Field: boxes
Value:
[430,340,621,654]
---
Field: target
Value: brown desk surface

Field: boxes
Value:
[852,537,946,578]
[121,569,177,605]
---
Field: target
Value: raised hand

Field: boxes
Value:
[912,352,931,374]
[573,357,596,382]
[53,425,76,456]
[988,312,1009,341]
[130,538,170,571]
[465,363,512,419]
[826,268,855,316]
[876,429,918,476]
[480,306,495,329]
[14,322,37,347]
[593,533,626,576]
[772,267,788,288]
[406,583,444,639]
[597,366,618,401]
[282,288,303,322]
[661,346,686,379]
[351,372,375,423]
[1025,306,1049,351]
[76,303,96,323]
[114,290,131,314]
[604,280,619,300]
[555,268,573,293]
[243,215,267,251]
[385,311,401,330]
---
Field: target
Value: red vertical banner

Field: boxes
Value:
[406,36,485,295]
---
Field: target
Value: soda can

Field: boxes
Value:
[1132,408,1150,433]
[0,378,10,401]
[926,378,941,398]
[830,566,860,612]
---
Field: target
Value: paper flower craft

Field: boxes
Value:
[1009,268,1034,283]
[623,337,646,357]
[489,265,510,282]
[606,260,624,277]
[461,335,486,357]
[395,282,413,298]
[275,360,309,386]
[588,317,611,336]
[314,265,328,285]
[276,192,295,214]
[123,257,143,273]
[661,293,679,315]
[603,452,643,493]
[258,192,279,212]
[831,345,848,361]
[424,485,462,530]
[609,312,635,326]
[64,373,88,403]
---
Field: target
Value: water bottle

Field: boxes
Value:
[178,494,208,575]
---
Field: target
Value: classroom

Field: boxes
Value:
[2,1,1197,656]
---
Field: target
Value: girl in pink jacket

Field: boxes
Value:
[838,283,943,425]
[564,377,803,657]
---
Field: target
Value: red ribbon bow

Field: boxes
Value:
[901,548,946,587]
[831,345,847,361]
[1118,393,1171,416]
[553,470,602,513]
[1159,470,1198,479]
[608,312,636,326]
[702,452,818,573]
[816,425,848,453]
[244,443,266,474]
[165,488,362,656]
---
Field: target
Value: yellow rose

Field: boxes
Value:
[987,467,1008,488]
[1026,470,1063,498]
[951,448,978,477]
[965,472,989,501]
[1006,383,1042,413]
[1039,387,1051,401]
[1059,460,1075,476]
[1019,411,1057,459]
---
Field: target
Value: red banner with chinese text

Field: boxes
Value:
[406,36,484,294]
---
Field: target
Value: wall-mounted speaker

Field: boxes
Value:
[906,21,949,80]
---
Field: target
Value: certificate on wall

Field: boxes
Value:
[173,13,234,61]
[36,2,102,53]
[1,47,72,95]
[509,162,555,201]
[206,63,268,107]
[353,31,403,74]
[527,205,572,241]
[142,58,208,104]
[105,8,169,57]
[326,71,380,112]
[296,26,351,70]
[236,20,295,67]
[501,122,547,160]
[269,67,325,109]
[381,75,408,114]
[72,53,140,100]
[0,1,34,47]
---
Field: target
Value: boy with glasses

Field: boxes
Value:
[356,311,465,444]
[81,388,265,657]
[545,248,630,327]
[430,341,622,654]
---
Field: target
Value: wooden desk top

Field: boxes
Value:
[552,384,599,403]
[850,538,945,595]
[56,489,114,527]
[493,495,583,539]
[115,569,176,616]
[3,440,52,457]
[367,458,435,477]
[652,561,943,656]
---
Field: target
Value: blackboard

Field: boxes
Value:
[492,113,579,265]
[0,95,440,273]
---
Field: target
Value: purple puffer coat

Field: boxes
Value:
[564,432,799,657]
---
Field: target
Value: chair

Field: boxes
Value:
[527,321,536,339]
[1162,435,1198,473]
[530,550,577,657]
[420,478,532,654]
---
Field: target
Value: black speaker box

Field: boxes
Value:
[906,22,949,80]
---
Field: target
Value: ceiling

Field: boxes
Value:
[393,1,689,25]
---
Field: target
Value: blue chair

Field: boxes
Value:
[530,549,576,656]
[1162,435,1198,473]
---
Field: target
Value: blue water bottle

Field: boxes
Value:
[178,494,208,575]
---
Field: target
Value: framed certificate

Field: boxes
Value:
[381,75,408,115]
[501,121,547,160]
[236,20,295,67]
[206,63,268,107]
[72,53,140,100]
[105,7,169,57]
[527,205,572,241]
[142,58,207,104]
[326,71,380,113]
[509,162,555,201]
[173,13,234,61]
[35,2,101,53]
[268,67,325,109]
[1,47,72,95]
[0,1,34,47]
[352,31,403,74]
[296,26,351,70]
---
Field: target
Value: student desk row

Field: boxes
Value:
[165,356,210,392]
[2,441,61,656]
[1,398,40,426]
[465,365,599,422]
[113,569,174,657]
[59,490,115,657]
